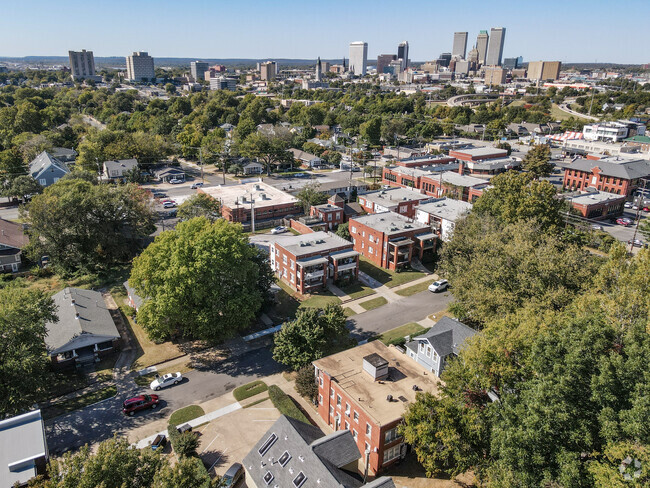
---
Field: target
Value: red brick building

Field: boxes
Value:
[357,187,436,219]
[349,212,436,270]
[310,203,344,230]
[394,155,456,168]
[419,171,490,202]
[449,146,508,162]
[313,341,440,475]
[562,157,650,198]
[565,191,626,220]
[199,181,301,223]
[270,231,358,292]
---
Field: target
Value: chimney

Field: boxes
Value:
[458,161,465,175]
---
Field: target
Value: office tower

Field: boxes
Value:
[503,57,519,69]
[209,76,237,91]
[377,54,397,74]
[315,57,322,81]
[452,32,468,59]
[437,52,452,68]
[349,41,368,76]
[476,30,489,65]
[190,61,209,82]
[397,40,409,70]
[527,61,562,81]
[126,52,155,82]
[484,66,506,86]
[259,61,276,81]
[485,27,506,66]
[68,50,96,80]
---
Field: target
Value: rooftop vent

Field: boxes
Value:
[363,353,389,381]
[71,299,76,305]
[74,312,80,320]
[386,394,393,402]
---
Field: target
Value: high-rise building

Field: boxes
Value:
[485,27,506,66]
[190,61,209,82]
[315,57,322,81]
[68,50,96,80]
[484,66,506,86]
[259,61,276,81]
[397,41,409,70]
[377,54,397,74]
[503,57,522,69]
[349,41,368,76]
[126,52,155,82]
[452,32,468,59]
[437,52,452,68]
[209,76,237,91]
[527,61,562,81]
[476,30,489,65]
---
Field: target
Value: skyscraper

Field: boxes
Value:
[315,57,322,81]
[476,31,489,65]
[126,52,155,82]
[68,50,95,80]
[259,61,276,81]
[190,61,209,82]
[397,41,409,70]
[452,32,468,59]
[349,41,368,76]
[377,54,397,74]
[485,27,506,66]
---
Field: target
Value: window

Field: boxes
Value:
[330,387,334,398]
[369,235,374,243]
[385,427,400,443]
[383,444,401,463]
[364,442,371,453]
[279,450,291,466]
[283,255,287,264]
[258,433,277,456]
[336,394,341,406]
[290,259,294,268]
[351,226,357,233]
[328,213,332,221]
[419,342,425,354]
[293,472,307,487]
[345,420,349,430]
[353,429,358,440]
[426,346,432,358]
[369,246,373,254]
[39,179,46,186]
[366,423,372,436]
[319,394,323,405]
[353,411,359,423]
[345,403,350,416]
[319,376,323,387]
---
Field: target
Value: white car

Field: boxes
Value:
[624,202,633,208]
[271,226,287,235]
[163,201,177,208]
[169,178,183,185]
[428,279,449,293]
[150,372,183,391]
[190,182,204,189]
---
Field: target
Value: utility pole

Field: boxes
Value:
[588,87,595,117]
[629,178,648,253]
[198,147,204,183]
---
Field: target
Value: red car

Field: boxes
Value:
[123,394,159,416]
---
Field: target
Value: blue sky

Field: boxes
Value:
[1,0,647,63]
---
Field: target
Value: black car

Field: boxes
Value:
[222,463,245,487]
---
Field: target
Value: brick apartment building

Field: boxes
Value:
[310,203,344,230]
[565,191,626,220]
[349,212,436,270]
[394,154,456,168]
[358,187,436,219]
[313,341,440,475]
[562,157,650,198]
[449,146,508,162]
[199,181,301,223]
[415,198,473,241]
[419,171,490,202]
[270,231,358,293]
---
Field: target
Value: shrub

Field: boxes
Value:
[268,385,310,424]
[295,366,318,401]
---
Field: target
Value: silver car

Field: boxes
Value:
[150,372,183,391]
[428,279,449,293]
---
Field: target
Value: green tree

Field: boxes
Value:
[177,193,221,222]
[24,179,156,273]
[130,218,265,343]
[359,117,381,145]
[296,182,328,212]
[335,222,350,240]
[168,428,200,458]
[152,456,219,488]
[522,144,553,178]
[295,365,318,401]
[0,148,28,194]
[165,83,176,95]
[0,286,56,416]
[473,171,565,233]
[272,304,352,370]
[5,175,42,202]
[240,132,292,176]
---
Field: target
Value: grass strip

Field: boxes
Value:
[378,322,427,346]
[42,385,117,420]
[243,397,271,408]
[268,385,310,424]
[233,380,268,401]
[169,404,205,428]
[395,280,434,297]
[359,296,388,311]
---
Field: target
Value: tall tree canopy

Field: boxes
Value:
[522,144,553,178]
[177,193,221,222]
[130,217,271,343]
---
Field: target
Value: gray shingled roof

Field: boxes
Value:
[414,316,477,357]
[104,159,138,177]
[0,410,48,487]
[568,157,650,179]
[29,151,69,179]
[0,218,29,250]
[45,288,120,355]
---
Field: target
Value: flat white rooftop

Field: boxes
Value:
[417,198,473,222]
[567,191,625,205]
[201,181,298,208]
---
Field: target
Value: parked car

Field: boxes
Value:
[591,224,604,231]
[169,178,183,184]
[643,207,650,212]
[163,201,177,208]
[151,434,167,451]
[150,372,183,391]
[617,217,633,226]
[166,209,177,218]
[190,182,204,189]
[123,394,159,416]
[222,463,245,487]
[628,239,644,247]
[624,202,633,208]
[271,226,287,235]
[428,279,449,293]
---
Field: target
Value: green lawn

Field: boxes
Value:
[233,380,268,401]
[343,307,357,317]
[551,103,589,121]
[339,282,376,300]
[268,385,310,424]
[359,258,424,288]
[42,385,117,420]
[270,281,342,322]
[300,292,341,309]
[359,296,388,311]
[169,405,205,428]
[395,280,435,297]
[379,322,428,346]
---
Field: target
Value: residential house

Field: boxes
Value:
[562,156,650,198]
[565,190,626,220]
[155,166,186,182]
[349,212,436,270]
[29,151,69,187]
[310,203,344,230]
[415,198,473,241]
[313,340,441,475]
[0,219,29,272]
[243,415,396,488]
[0,410,49,487]
[358,187,435,219]
[270,231,358,292]
[50,147,77,162]
[289,148,326,169]
[45,288,121,369]
[103,158,138,180]
[243,161,264,175]
[405,317,477,377]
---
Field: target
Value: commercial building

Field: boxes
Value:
[377,54,397,74]
[452,32,468,59]
[0,410,49,487]
[199,181,300,223]
[358,187,435,219]
[397,40,409,70]
[485,27,506,66]
[449,146,509,162]
[349,41,368,76]
[313,340,441,475]
[209,76,237,91]
[484,66,506,86]
[415,198,473,241]
[503,56,522,69]
[270,231,357,293]
[583,121,645,143]
[476,30,489,65]
[565,190,626,220]
[126,52,155,82]
[68,49,96,80]
[527,61,562,81]
[349,212,436,270]
[190,61,209,82]
[562,157,650,198]
[243,415,396,488]
[259,61,276,81]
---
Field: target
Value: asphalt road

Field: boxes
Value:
[45,348,282,454]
